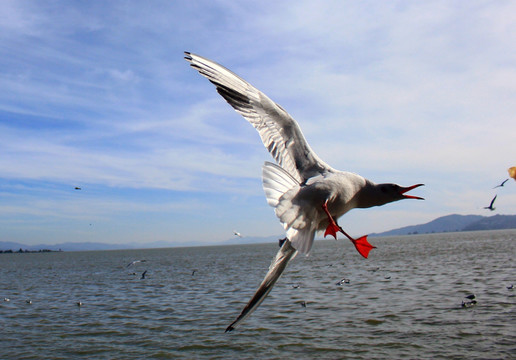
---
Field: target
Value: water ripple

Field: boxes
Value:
[1,230,515,359]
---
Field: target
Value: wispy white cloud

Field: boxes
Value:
[1,0,515,245]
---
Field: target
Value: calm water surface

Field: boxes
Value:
[1,230,515,359]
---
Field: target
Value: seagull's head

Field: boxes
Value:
[357,181,424,208]
[363,183,425,207]
[385,183,424,201]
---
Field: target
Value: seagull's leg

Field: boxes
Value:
[322,200,376,259]
[322,200,341,239]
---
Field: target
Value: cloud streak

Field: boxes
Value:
[1,1,515,245]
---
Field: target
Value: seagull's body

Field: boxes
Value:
[185,52,424,331]
[484,195,497,211]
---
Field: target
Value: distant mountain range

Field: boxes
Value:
[1,214,515,252]
[370,214,516,236]
[0,239,212,252]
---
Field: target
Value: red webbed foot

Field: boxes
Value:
[321,200,376,258]
[324,222,341,239]
[351,235,376,259]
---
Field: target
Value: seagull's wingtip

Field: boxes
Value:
[225,325,234,333]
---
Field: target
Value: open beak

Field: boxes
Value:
[400,184,425,200]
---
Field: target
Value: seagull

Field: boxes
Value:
[233,231,243,238]
[461,294,477,308]
[484,195,497,211]
[461,300,477,308]
[493,179,509,189]
[185,52,424,332]
[74,187,81,190]
[126,260,147,267]
[76,301,83,307]
[3,297,10,302]
[336,278,350,286]
[140,270,147,280]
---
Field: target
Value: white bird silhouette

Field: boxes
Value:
[185,52,424,331]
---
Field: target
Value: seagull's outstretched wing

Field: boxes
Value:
[225,239,298,332]
[490,195,497,207]
[185,52,331,183]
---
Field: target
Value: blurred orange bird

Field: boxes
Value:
[508,167,516,181]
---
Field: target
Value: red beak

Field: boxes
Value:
[400,184,425,200]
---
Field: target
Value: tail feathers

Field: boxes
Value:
[287,227,316,255]
[225,239,298,332]
[262,162,299,207]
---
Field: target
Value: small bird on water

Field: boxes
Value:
[461,294,477,308]
[185,52,424,331]
[336,278,351,286]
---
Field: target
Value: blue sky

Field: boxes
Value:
[1,1,515,247]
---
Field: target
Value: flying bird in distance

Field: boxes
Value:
[233,231,243,238]
[185,52,424,331]
[74,187,81,190]
[126,260,147,267]
[484,195,497,211]
[493,179,508,188]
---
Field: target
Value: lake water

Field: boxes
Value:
[1,230,515,359]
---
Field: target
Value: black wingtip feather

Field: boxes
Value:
[215,84,250,106]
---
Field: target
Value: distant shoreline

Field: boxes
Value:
[0,248,63,254]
